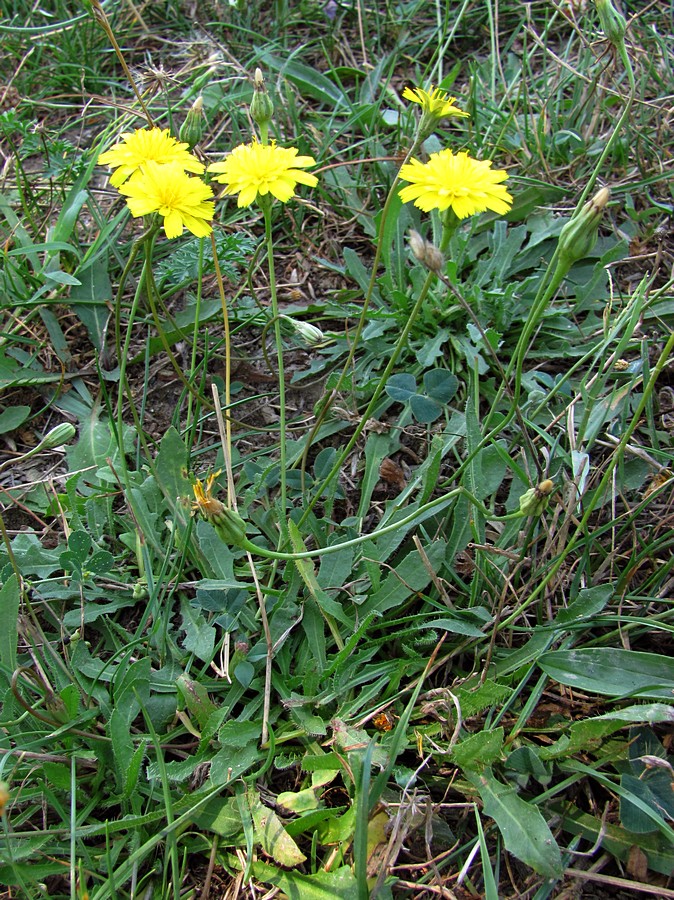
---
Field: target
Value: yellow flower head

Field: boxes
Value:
[118,161,215,239]
[208,141,318,207]
[98,126,205,187]
[403,85,469,120]
[399,149,513,219]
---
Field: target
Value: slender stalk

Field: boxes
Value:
[262,201,288,524]
[211,232,236,505]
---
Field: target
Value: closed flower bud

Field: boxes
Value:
[280,315,326,348]
[595,0,627,47]
[35,422,77,452]
[179,96,205,150]
[0,782,9,816]
[250,68,274,130]
[557,186,610,269]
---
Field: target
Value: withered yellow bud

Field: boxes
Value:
[557,187,610,269]
[518,480,554,516]
[408,230,445,273]
[192,474,249,548]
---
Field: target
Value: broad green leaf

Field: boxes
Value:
[361,540,446,616]
[180,598,216,662]
[422,616,486,638]
[154,426,192,528]
[423,369,459,403]
[556,803,674,877]
[66,404,118,472]
[260,54,350,107]
[68,530,92,561]
[0,405,30,434]
[249,787,306,866]
[252,862,358,899]
[409,393,443,423]
[451,728,504,771]
[467,768,563,877]
[276,787,319,814]
[555,583,614,625]
[176,674,217,730]
[385,373,416,402]
[620,773,670,834]
[69,261,112,352]
[539,705,674,761]
[4,533,64,578]
[87,550,114,575]
[0,575,20,680]
[192,796,243,838]
[538,648,674,699]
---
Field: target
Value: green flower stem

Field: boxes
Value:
[185,237,205,438]
[297,135,425,494]
[298,214,457,529]
[211,232,236,504]
[262,200,288,525]
[115,233,156,473]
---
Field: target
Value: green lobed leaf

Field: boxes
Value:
[466,768,563,878]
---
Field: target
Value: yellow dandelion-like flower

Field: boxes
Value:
[208,141,318,207]
[118,161,215,239]
[399,149,513,219]
[98,126,205,187]
[403,85,469,120]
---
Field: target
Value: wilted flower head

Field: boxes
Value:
[399,149,512,219]
[118,161,215,238]
[98,126,205,187]
[208,140,318,207]
[192,473,248,547]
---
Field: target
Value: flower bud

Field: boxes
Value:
[595,0,627,47]
[280,315,327,348]
[179,96,205,150]
[557,187,610,269]
[250,68,274,130]
[0,782,9,816]
[518,479,554,517]
[35,422,77,453]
